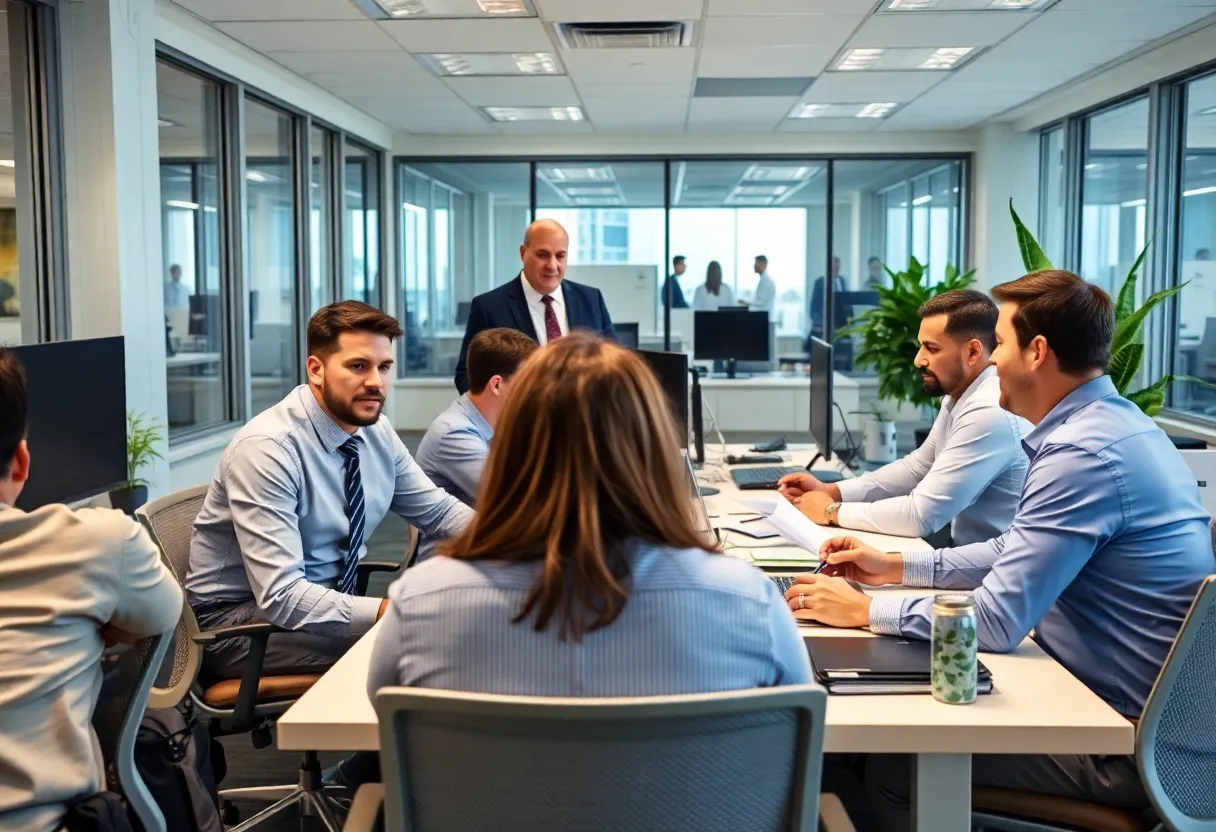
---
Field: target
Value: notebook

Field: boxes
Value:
[805,635,994,696]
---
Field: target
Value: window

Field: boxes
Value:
[245,97,298,416]
[157,59,232,439]
[1080,97,1149,297]
[310,125,335,314]
[343,139,381,306]
[1039,127,1066,266]
[1171,73,1216,418]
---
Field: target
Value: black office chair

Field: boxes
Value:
[94,631,175,832]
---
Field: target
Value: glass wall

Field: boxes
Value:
[244,97,298,416]
[310,125,335,314]
[344,139,381,306]
[1080,97,1149,297]
[157,59,230,438]
[1039,127,1066,266]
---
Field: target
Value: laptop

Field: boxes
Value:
[805,635,993,696]
[684,451,718,546]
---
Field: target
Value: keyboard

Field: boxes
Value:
[770,575,796,594]
[730,465,805,490]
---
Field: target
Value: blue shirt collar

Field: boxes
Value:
[1022,375,1118,458]
[299,385,363,454]
[456,393,494,441]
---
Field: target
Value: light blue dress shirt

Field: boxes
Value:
[413,395,493,563]
[187,386,474,638]
[869,376,1213,717]
[367,543,813,698]
[836,367,1030,545]
[164,280,189,310]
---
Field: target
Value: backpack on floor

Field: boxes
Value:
[133,708,222,832]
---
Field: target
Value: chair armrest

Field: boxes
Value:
[344,783,384,832]
[819,793,856,832]
[355,560,401,596]
[193,619,285,730]
[192,620,285,646]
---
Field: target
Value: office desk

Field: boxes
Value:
[277,443,1133,832]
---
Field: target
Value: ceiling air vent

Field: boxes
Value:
[554,21,693,49]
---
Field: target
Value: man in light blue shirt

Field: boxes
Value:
[187,301,474,680]
[784,270,1212,818]
[782,290,1029,546]
[414,327,537,561]
[163,264,189,310]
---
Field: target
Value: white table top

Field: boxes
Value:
[276,443,1133,758]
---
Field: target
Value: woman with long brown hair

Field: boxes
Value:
[693,260,736,311]
[367,332,809,696]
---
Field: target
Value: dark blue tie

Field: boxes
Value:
[337,438,364,595]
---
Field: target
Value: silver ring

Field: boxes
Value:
[798,593,806,610]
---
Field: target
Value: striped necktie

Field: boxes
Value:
[337,438,364,596]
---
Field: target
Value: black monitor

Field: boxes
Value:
[615,323,640,349]
[635,349,688,440]
[11,337,128,510]
[455,301,472,326]
[693,311,769,378]
[809,336,834,467]
[188,293,220,337]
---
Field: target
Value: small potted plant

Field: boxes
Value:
[861,405,898,463]
[110,411,164,515]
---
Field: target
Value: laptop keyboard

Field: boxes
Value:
[730,466,805,490]
[770,575,796,594]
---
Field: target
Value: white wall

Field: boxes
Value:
[971,122,1040,290]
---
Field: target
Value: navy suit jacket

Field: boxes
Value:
[454,275,616,393]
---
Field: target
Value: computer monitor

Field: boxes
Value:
[809,336,834,467]
[11,336,128,510]
[635,348,688,439]
[188,293,221,337]
[693,311,769,378]
[615,323,640,349]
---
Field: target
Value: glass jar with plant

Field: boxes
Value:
[109,411,164,515]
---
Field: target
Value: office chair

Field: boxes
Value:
[136,486,400,832]
[94,631,174,832]
[972,575,1216,832]
[345,685,855,832]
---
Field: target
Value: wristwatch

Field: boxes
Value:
[824,501,842,526]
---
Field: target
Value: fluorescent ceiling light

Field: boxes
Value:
[484,106,584,122]
[789,102,898,119]
[367,0,532,18]
[857,102,899,118]
[884,0,1050,8]
[166,200,200,210]
[563,187,617,196]
[541,166,612,182]
[1120,198,1146,208]
[158,118,177,128]
[1084,163,1100,171]
[833,46,978,72]
[733,185,790,197]
[0,160,14,168]
[1199,106,1216,116]
[742,164,818,181]
[912,194,933,205]
[725,195,777,206]
[417,52,560,77]
[573,196,623,206]
[246,170,277,183]
[1183,186,1216,197]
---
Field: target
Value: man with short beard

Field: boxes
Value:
[186,301,473,680]
[779,290,1030,546]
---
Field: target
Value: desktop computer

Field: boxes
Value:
[693,310,769,379]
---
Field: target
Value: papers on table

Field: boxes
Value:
[737,495,834,555]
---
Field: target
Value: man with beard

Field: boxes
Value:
[186,301,474,680]
[779,290,1030,546]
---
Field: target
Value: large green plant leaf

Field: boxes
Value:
[1111,283,1187,358]
[1125,375,1216,417]
[1109,343,1143,395]
[1114,240,1152,324]
[1009,199,1053,273]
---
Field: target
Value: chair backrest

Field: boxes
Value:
[375,685,827,832]
[136,485,209,710]
[1137,575,1216,831]
[94,631,174,832]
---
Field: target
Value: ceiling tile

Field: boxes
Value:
[802,71,946,102]
[324,80,457,100]
[594,122,688,134]
[378,18,555,51]
[561,49,697,85]
[935,77,1061,96]
[574,83,691,98]
[266,50,424,76]
[1057,0,1216,8]
[215,21,401,51]
[582,97,688,123]
[697,46,832,78]
[846,11,1031,48]
[776,118,881,132]
[702,15,866,48]
[444,75,580,106]
[1007,7,1214,45]
[687,96,793,128]
[536,0,705,21]
[170,0,367,21]
[496,121,595,134]
[708,0,876,14]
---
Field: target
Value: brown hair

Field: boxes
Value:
[0,350,28,478]
[306,301,403,360]
[467,328,539,395]
[919,289,999,352]
[441,332,714,640]
[991,270,1114,375]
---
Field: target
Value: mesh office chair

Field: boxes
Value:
[972,575,1216,832]
[136,486,399,832]
[94,631,174,832]
[345,686,855,832]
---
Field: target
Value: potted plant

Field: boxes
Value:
[837,256,976,448]
[860,405,898,463]
[110,411,164,515]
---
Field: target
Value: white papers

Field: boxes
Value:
[737,496,834,554]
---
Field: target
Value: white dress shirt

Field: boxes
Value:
[750,272,777,312]
[834,366,1030,545]
[519,272,568,345]
[692,284,736,311]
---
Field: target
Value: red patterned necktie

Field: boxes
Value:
[541,295,562,343]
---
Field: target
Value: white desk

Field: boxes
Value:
[277,443,1133,831]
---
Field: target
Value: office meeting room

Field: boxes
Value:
[3,1,1216,832]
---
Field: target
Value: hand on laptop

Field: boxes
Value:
[816,537,903,586]
[778,472,836,501]
[783,574,872,628]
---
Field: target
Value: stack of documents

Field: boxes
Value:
[735,496,833,567]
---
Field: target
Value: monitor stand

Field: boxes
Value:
[711,358,752,380]
[805,451,844,484]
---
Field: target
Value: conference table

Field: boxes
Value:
[276,443,1133,832]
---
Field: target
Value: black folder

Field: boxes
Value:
[805,635,993,696]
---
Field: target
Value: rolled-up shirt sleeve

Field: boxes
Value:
[388,430,475,538]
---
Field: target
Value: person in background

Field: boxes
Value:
[865,256,886,288]
[369,332,810,700]
[663,255,689,309]
[453,219,615,394]
[692,260,736,311]
[780,290,1029,546]
[739,254,776,313]
[0,350,182,832]
[413,327,538,562]
[186,301,473,682]
[809,256,847,338]
[164,263,189,310]
[1197,247,1211,261]
[784,270,1212,824]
